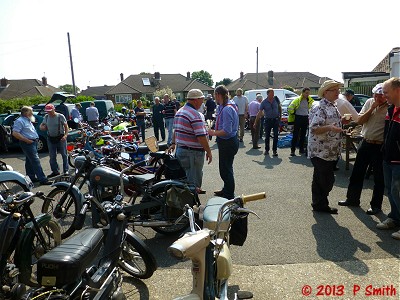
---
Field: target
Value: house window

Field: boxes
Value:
[115,94,132,104]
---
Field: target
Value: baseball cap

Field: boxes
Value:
[44,104,55,112]
[372,83,384,95]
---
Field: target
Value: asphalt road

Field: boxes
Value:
[1,131,399,300]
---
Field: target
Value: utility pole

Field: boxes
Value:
[256,47,259,89]
[67,32,76,95]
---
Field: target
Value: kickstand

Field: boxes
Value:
[234,290,253,299]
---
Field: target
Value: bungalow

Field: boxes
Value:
[105,72,214,104]
[79,85,115,100]
[0,77,61,100]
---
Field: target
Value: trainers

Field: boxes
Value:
[264,151,269,156]
[290,151,295,156]
[47,172,60,178]
[391,230,400,240]
[376,218,396,230]
[40,180,53,186]
[273,152,278,157]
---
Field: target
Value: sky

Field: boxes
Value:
[0,0,399,90]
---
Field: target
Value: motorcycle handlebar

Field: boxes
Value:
[242,192,266,204]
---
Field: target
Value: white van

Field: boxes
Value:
[244,89,298,103]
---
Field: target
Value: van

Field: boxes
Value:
[79,100,115,121]
[244,89,298,103]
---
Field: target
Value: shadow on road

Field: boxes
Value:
[122,276,150,300]
[252,156,282,169]
[288,155,313,167]
[312,212,371,275]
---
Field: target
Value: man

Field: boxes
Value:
[152,97,165,141]
[248,93,262,149]
[255,88,282,156]
[336,94,359,122]
[377,77,400,240]
[169,89,212,193]
[134,100,146,143]
[338,84,388,214]
[163,94,176,146]
[40,104,69,177]
[288,87,314,156]
[173,97,181,110]
[233,88,248,142]
[70,103,82,129]
[12,106,51,185]
[308,80,343,214]
[344,89,361,107]
[205,94,216,121]
[86,102,99,128]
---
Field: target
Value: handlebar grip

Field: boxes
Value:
[242,192,266,204]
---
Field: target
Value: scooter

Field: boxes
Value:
[168,192,266,300]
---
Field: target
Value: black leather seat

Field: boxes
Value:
[149,151,168,159]
[110,130,124,136]
[158,142,168,151]
[137,145,149,155]
[37,228,103,288]
[129,173,155,186]
[127,126,138,131]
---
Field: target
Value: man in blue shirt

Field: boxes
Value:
[254,89,282,156]
[86,102,99,128]
[70,103,82,129]
[12,106,51,185]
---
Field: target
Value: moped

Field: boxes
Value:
[168,192,266,300]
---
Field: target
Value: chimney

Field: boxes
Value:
[186,72,190,80]
[267,70,274,85]
[42,76,47,86]
[154,72,161,80]
[240,71,244,81]
[87,86,90,89]
[120,73,124,81]
[0,78,8,87]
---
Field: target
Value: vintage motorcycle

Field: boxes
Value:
[168,192,266,300]
[0,191,61,300]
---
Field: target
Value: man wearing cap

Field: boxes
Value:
[377,77,400,240]
[308,80,343,214]
[169,89,212,193]
[233,88,248,142]
[344,89,361,107]
[248,93,263,149]
[86,102,99,128]
[338,83,388,215]
[205,94,216,121]
[12,106,51,185]
[40,104,69,177]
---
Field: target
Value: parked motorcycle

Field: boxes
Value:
[168,192,266,300]
[22,196,156,299]
[0,191,61,300]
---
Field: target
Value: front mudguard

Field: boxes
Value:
[51,181,84,207]
[14,214,61,286]
[0,171,33,191]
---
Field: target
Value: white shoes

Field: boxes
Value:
[391,230,400,240]
[376,218,396,230]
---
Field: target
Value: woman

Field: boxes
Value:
[208,85,239,199]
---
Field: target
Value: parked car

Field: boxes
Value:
[244,89,298,103]
[352,94,371,112]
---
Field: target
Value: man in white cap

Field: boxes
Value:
[339,83,388,215]
[169,89,212,194]
[40,104,69,177]
[308,80,343,214]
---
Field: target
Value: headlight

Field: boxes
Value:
[167,244,185,260]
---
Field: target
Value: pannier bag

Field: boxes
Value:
[164,156,187,180]
[229,211,249,246]
[165,185,195,218]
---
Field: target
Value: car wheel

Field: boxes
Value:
[37,136,47,153]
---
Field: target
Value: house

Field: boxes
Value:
[342,47,400,95]
[79,85,115,100]
[105,72,214,103]
[0,77,61,100]
[226,71,330,95]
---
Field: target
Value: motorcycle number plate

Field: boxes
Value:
[24,176,34,189]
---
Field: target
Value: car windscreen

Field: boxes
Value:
[281,99,293,106]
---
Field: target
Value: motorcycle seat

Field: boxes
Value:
[127,125,138,131]
[158,142,168,151]
[203,197,231,223]
[129,173,155,186]
[137,145,150,155]
[110,130,124,136]
[149,151,168,159]
[37,228,103,288]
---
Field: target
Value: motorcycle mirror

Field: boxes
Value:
[73,118,79,123]
[236,207,260,219]
[104,125,111,131]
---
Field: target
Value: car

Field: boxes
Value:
[352,94,371,112]
[244,89,298,103]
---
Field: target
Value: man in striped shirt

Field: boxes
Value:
[169,89,212,193]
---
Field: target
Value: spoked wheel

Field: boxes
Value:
[118,229,157,279]
[0,180,29,216]
[42,187,80,239]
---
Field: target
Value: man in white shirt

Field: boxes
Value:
[336,94,359,122]
[233,88,248,142]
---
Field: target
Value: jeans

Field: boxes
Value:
[346,141,384,208]
[88,120,98,128]
[264,118,279,152]
[165,118,174,145]
[311,157,336,209]
[238,115,245,139]
[249,116,259,148]
[383,161,400,224]
[291,115,308,152]
[217,136,239,199]
[153,120,165,141]
[136,119,146,142]
[47,138,69,174]
[176,147,205,188]
[259,116,265,139]
[19,140,47,182]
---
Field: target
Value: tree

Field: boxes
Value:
[215,78,233,87]
[139,72,151,75]
[153,86,176,101]
[191,70,213,87]
[282,85,294,92]
[58,84,80,94]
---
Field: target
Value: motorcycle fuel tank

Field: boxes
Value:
[90,166,130,187]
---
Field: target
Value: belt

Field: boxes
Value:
[178,145,204,152]
[364,139,383,145]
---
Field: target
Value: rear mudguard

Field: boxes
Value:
[51,181,84,207]
[0,171,33,190]
[151,180,200,206]
[15,214,61,286]
[0,215,22,278]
